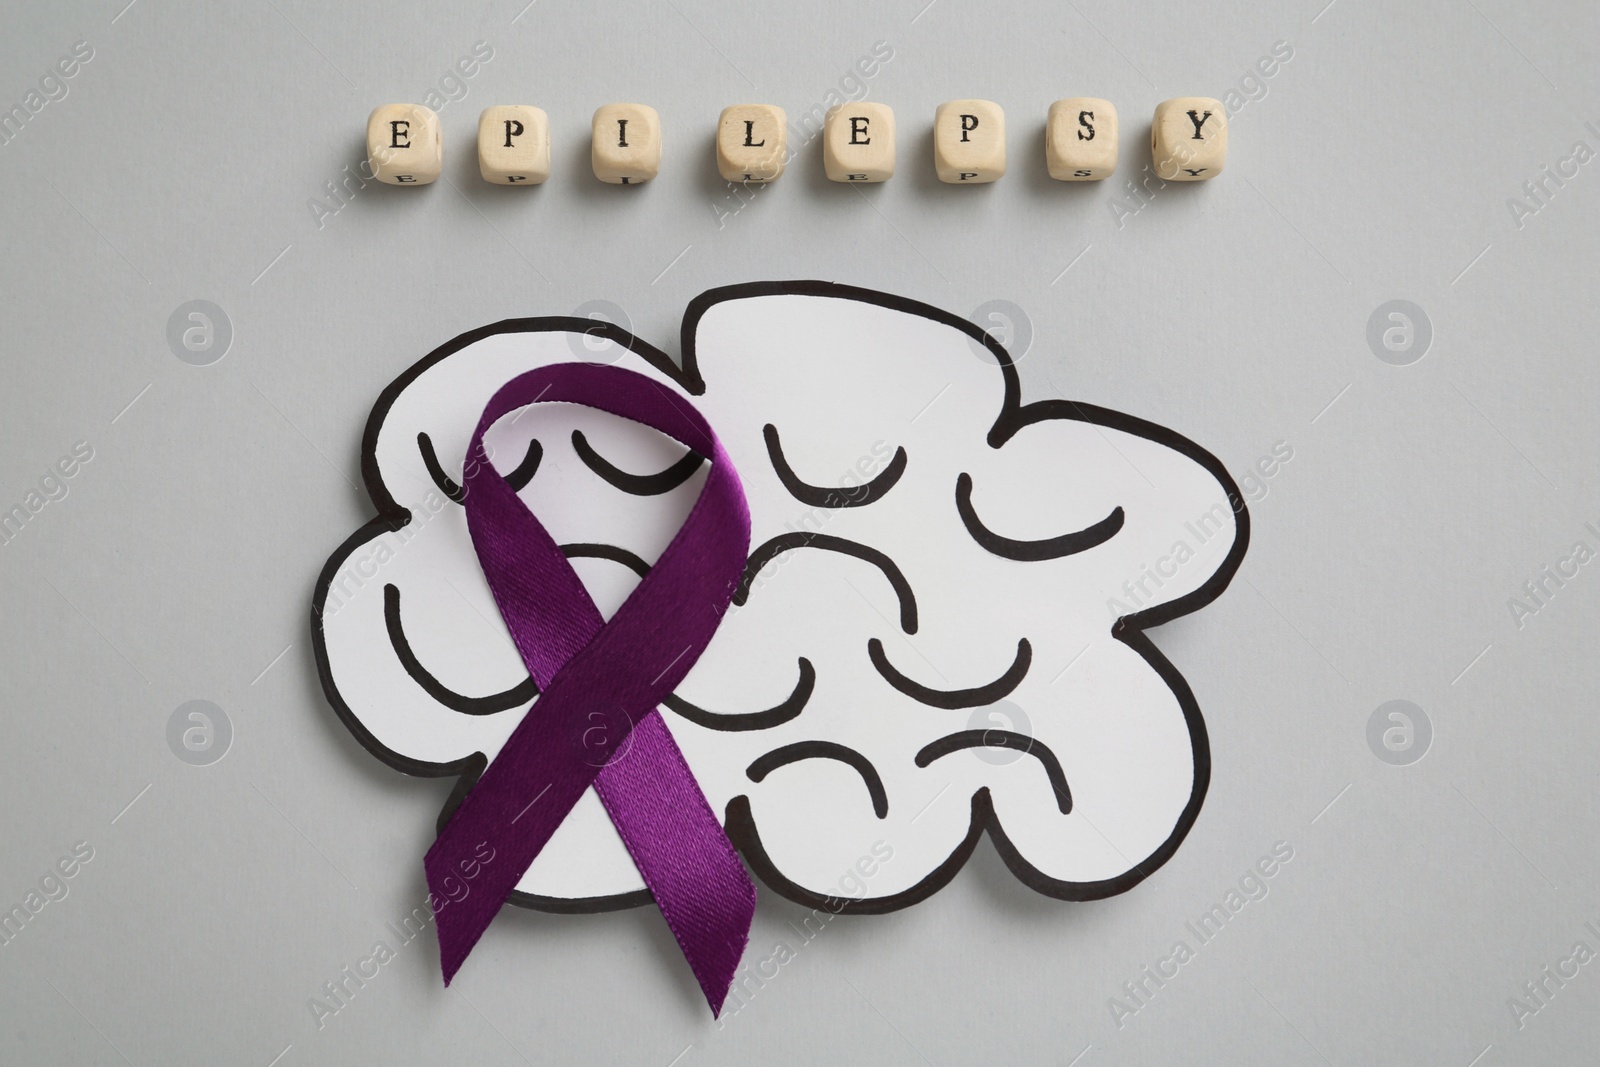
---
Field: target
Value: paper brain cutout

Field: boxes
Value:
[313,282,1248,914]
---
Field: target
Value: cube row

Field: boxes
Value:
[366,97,1227,188]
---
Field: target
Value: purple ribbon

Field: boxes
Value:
[423,362,756,1015]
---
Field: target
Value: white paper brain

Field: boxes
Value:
[313,282,1247,912]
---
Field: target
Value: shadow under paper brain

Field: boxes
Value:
[312,280,1249,914]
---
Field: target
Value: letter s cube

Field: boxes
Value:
[1046,98,1117,181]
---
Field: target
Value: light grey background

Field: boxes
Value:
[1,0,1596,1064]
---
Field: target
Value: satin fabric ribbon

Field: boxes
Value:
[423,361,756,1015]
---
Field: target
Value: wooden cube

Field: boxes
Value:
[366,104,441,185]
[934,99,1005,184]
[823,102,894,183]
[1151,97,1226,181]
[717,104,787,183]
[592,103,661,185]
[478,105,550,185]
[1045,98,1117,181]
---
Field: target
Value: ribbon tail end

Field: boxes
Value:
[701,966,737,1020]
[694,885,756,1019]
[435,920,476,989]
[426,865,495,990]
[436,936,462,988]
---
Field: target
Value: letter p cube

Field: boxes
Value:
[934,99,1005,184]
[478,105,550,185]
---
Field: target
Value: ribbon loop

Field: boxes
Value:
[424,362,755,1015]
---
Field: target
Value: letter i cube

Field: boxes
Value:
[592,103,661,185]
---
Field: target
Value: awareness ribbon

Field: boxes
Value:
[423,361,756,1015]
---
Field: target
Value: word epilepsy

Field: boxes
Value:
[361,93,1229,189]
